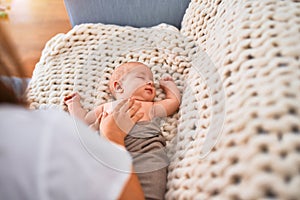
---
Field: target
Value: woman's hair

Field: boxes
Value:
[0,24,27,105]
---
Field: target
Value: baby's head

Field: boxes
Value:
[109,62,156,101]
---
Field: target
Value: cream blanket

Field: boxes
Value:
[27,0,300,199]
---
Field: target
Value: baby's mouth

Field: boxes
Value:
[144,87,153,94]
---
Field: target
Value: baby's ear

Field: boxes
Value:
[113,81,124,93]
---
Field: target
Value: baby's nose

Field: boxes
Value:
[147,81,154,86]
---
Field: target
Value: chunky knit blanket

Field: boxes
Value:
[27,0,300,199]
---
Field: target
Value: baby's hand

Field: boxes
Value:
[159,75,175,89]
[64,92,81,106]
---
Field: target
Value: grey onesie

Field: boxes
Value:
[125,118,169,200]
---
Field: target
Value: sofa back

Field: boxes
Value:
[64,0,191,29]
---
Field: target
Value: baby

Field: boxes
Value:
[64,61,181,199]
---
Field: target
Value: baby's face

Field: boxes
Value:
[120,64,156,101]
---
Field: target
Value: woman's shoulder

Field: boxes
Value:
[0,104,77,142]
[0,104,68,125]
[0,105,132,199]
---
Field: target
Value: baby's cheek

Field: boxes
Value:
[133,79,147,88]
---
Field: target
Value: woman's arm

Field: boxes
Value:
[98,98,145,199]
[119,169,144,200]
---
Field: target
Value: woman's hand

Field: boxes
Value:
[92,98,145,199]
[97,98,143,146]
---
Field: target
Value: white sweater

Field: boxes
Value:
[0,105,131,200]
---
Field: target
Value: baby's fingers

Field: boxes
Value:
[64,95,73,102]
[161,75,173,81]
[64,93,78,101]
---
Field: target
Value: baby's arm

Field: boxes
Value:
[153,75,181,117]
[64,93,87,121]
[85,105,104,125]
[64,92,103,125]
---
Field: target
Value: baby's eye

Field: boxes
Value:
[136,76,144,79]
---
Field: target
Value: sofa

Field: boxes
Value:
[27,0,300,199]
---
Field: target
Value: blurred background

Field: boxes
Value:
[0,0,71,77]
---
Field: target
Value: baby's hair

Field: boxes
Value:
[109,61,148,97]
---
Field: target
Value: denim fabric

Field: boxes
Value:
[0,76,30,97]
[64,0,190,29]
